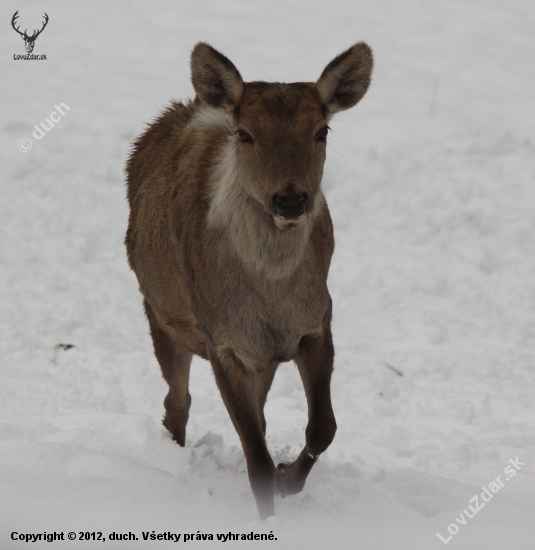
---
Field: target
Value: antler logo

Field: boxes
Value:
[12,11,49,54]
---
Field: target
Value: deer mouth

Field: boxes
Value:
[272,214,308,230]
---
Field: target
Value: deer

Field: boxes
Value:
[125,41,373,519]
[11,11,49,54]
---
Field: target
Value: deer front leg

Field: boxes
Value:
[255,362,279,435]
[277,325,336,495]
[145,300,192,447]
[209,347,276,519]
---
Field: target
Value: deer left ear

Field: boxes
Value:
[190,42,244,111]
[316,42,373,115]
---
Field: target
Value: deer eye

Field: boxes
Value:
[237,130,253,143]
[315,127,329,141]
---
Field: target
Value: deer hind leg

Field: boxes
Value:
[276,325,336,496]
[209,346,276,520]
[144,300,192,446]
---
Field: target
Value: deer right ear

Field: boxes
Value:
[316,42,373,116]
[190,42,244,111]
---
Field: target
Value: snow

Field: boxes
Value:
[1,0,535,547]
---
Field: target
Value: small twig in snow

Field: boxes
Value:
[385,363,403,377]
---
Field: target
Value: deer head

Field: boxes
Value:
[191,42,373,231]
[12,11,49,54]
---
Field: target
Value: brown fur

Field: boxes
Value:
[125,42,373,519]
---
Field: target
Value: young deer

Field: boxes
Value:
[125,42,373,519]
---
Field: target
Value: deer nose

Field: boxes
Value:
[272,193,308,220]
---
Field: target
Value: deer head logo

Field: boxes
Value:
[12,11,49,54]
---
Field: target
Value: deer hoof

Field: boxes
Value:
[275,462,307,496]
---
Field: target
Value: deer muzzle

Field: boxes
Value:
[272,193,308,220]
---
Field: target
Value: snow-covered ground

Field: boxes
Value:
[1,0,534,548]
